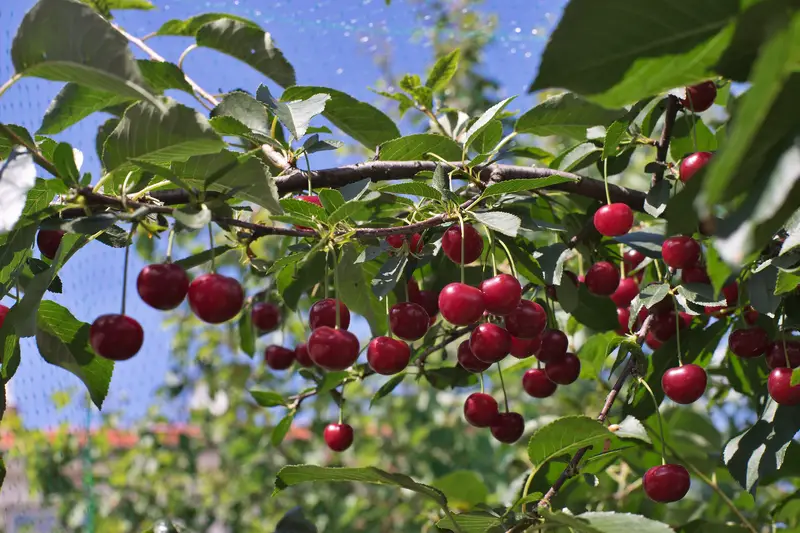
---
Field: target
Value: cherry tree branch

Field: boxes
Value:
[651,95,680,187]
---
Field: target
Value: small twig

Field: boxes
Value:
[0,123,62,179]
[415,325,475,369]
[651,95,680,187]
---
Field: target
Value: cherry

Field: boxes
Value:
[662,364,707,404]
[728,327,768,358]
[410,289,439,325]
[389,302,430,341]
[251,302,281,332]
[309,298,351,330]
[367,336,410,375]
[323,423,354,452]
[0,304,9,328]
[743,307,759,325]
[510,335,541,359]
[470,323,511,363]
[457,340,492,373]
[265,345,295,370]
[441,223,483,265]
[650,311,683,342]
[295,342,314,368]
[188,273,244,324]
[662,236,701,269]
[438,283,485,325]
[136,263,190,310]
[610,277,638,307]
[623,249,645,273]
[645,331,663,350]
[616,307,631,335]
[37,230,65,260]
[545,352,581,385]
[307,326,360,371]
[523,368,557,398]
[407,279,421,301]
[679,152,713,183]
[593,203,634,236]
[295,195,322,230]
[681,81,717,112]
[537,329,568,363]
[706,283,739,315]
[90,314,144,361]
[643,464,691,503]
[765,341,800,369]
[504,300,547,339]
[768,367,800,406]
[585,262,620,296]
[387,233,423,254]
[681,266,710,285]
[490,412,525,443]
[480,274,522,315]
[463,392,499,427]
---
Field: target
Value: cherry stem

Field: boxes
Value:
[686,95,699,153]
[619,244,626,278]
[456,211,466,284]
[653,259,663,281]
[485,227,497,277]
[496,363,509,413]
[672,296,684,366]
[166,226,176,263]
[403,279,409,303]
[304,152,313,195]
[479,372,485,394]
[207,223,215,272]
[120,223,137,316]
[385,297,392,339]
[638,377,666,465]
[338,383,345,424]
[603,158,611,205]
[332,246,341,329]
[324,250,330,299]
[496,238,517,279]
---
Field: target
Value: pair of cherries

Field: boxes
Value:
[729,326,800,405]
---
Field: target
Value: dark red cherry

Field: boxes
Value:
[743,307,759,325]
[480,274,522,315]
[728,327,768,358]
[610,277,638,307]
[309,298,351,330]
[645,331,662,350]
[765,341,800,369]
[90,314,144,361]
[0,304,9,328]
[545,352,580,385]
[490,412,525,443]
[681,81,717,112]
[367,336,411,375]
[768,367,800,405]
[441,223,483,264]
[407,279,421,301]
[623,249,645,273]
[387,233,423,254]
[681,266,710,284]
[389,302,430,341]
[457,340,492,373]
[307,326,360,371]
[323,423,354,452]
[643,464,691,502]
[662,236,701,269]
[679,152,713,183]
[616,307,631,335]
[661,364,707,404]
[463,392,499,428]
[37,230,65,260]
[188,273,244,324]
[585,262,620,296]
[251,302,281,332]
[504,300,547,339]
[593,203,634,236]
[265,345,295,370]
[470,323,511,363]
[510,336,541,359]
[438,283,485,325]
[136,263,190,310]
[537,329,569,363]
[523,368,557,398]
[650,311,683,342]
[295,342,314,367]
[410,289,439,325]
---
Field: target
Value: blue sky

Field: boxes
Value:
[0,0,565,428]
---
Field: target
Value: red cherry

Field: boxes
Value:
[679,152,713,183]
[728,327,768,358]
[295,195,322,230]
[188,273,244,324]
[295,342,314,367]
[681,266,710,285]
[309,298,350,330]
[387,233,423,253]
[645,331,662,350]
[136,263,189,310]
[0,304,9,328]
[616,307,631,335]
[643,464,691,502]
[37,230,65,260]
[765,341,800,369]
[593,203,634,236]
[490,412,525,443]
[650,311,682,342]
[537,329,568,363]
[307,326,360,371]
[523,368,557,398]
[438,283,485,325]
[623,249,645,273]
[545,352,580,385]
[722,282,739,307]
[457,340,492,373]
[662,236,701,269]
[323,423,354,452]
[90,314,144,361]
[410,289,439,325]
[367,336,410,375]
[743,307,759,325]
[662,364,707,404]
[463,392,499,428]
[441,223,483,264]
[251,302,281,332]
[768,367,800,405]
[679,312,694,328]
[681,81,717,112]
[510,336,541,359]
[469,323,511,363]
[585,262,620,296]
[265,345,295,370]
[389,302,430,341]
[610,277,638,307]
[504,300,547,339]
[407,279,421,301]
[480,274,522,315]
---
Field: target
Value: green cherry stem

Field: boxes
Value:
[496,363,509,413]
[120,223,138,316]
[672,297,684,366]
[323,249,330,299]
[496,238,518,279]
[639,377,666,465]
[479,372,485,394]
[338,383,345,424]
[603,158,611,205]
[385,297,393,339]
[619,244,626,278]
[207,223,216,273]
[332,246,342,329]
[166,226,176,263]
[456,211,466,284]
[485,227,497,276]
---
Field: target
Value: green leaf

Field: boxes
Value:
[282,86,399,150]
[35,300,114,409]
[464,97,515,150]
[11,0,160,106]
[378,134,462,161]
[469,119,503,154]
[137,60,194,94]
[435,512,502,533]
[471,211,521,237]
[431,470,488,508]
[257,85,330,140]
[301,135,342,155]
[336,244,386,336]
[172,246,234,271]
[273,465,447,506]
[571,285,621,331]
[602,120,630,159]
[238,306,255,357]
[776,270,800,295]
[196,19,295,88]
[329,201,368,224]
[369,373,406,408]
[40,213,120,235]
[103,99,225,172]
[38,84,132,135]
[527,415,611,468]
[749,265,781,313]
[482,176,577,198]
[505,146,555,163]
[271,412,296,446]
[578,331,618,380]
[0,124,35,160]
[537,243,570,285]
[425,49,460,92]
[250,390,287,408]
[275,508,318,533]
[669,116,717,161]
[545,510,675,533]
[317,189,345,214]
[516,93,625,140]
[79,0,155,12]
[378,181,443,201]
[643,180,672,218]
[210,91,271,136]
[157,13,259,36]
[279,198,326,222]
[371,254,407,299]
[0,225,37,299]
